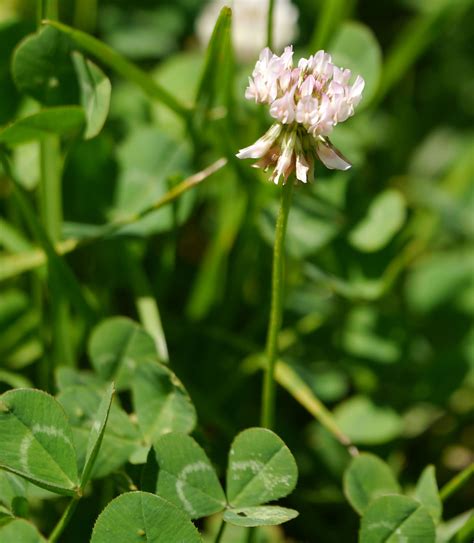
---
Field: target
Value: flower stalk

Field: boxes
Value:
[48,496,80,543]
[237,46,364,430]
[261,179,294,429]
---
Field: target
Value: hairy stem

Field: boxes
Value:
[261,181,293,429]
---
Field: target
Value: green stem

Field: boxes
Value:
[246,526,257,543]
[39,136,62,240]
[267,0,275,49]
[48,496,80,543]
[40,0,58,21]
[310,0,350,52]
[38,4,74,375]
[439,462,474,503]
[73,0,97,32]
[214,518,226,543]
[127,247,169,363]
[261,181,293,429]
[0,151,94,320]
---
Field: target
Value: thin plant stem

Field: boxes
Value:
[39,0,58,21]
[214,518,226,543]
[261,180,294,429]
[37,2,74,378]
[127,247,169,363]
[267,0,275,49]
[246,526,257,543]
[73,0,97,32]
[48,496,80,543]
[439,462,474,503]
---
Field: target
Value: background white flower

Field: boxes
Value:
[196,0,298,62]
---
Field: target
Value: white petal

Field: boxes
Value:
[272,131,295,184]
[349,75,365,105]
[236,123,282,160]
[300,74,315,97]
[295,153,310,183]
[316,140,351,170]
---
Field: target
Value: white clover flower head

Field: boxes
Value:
[237,46,365,184]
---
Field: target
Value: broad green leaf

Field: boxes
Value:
[344,453,401,515]
[132,362,196,444]
[359,495,436,543]
[0,519,46,542]
[150,432,225,519]
[12,26,78,106]
[57,385,140,480]
[226,428,298,508]
[80,382,114,488]
[88,317,158,389]
[0,107,85,146]
[0,471,27,514]
[348,190,407,252]
[55,367,105,392]
[90,491,202,543]
[224,506,298,527]
[101,5,184,59]
[334,396,403,445]
[406,250,474,313]
[44,21,188,118]
[329,21,382,107]
[414,466,442,524]
[0,21,28,125]
[342,306,400,364]
[151,52,203,138]
[12,142,40,190]
[72,52,111,139]
[0,389,79,495]
[0,505,13,526]
[112,126,192,236]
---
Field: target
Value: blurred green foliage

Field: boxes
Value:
[0,0,473,541]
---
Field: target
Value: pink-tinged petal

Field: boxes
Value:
[280,46,294,69]
[300,74,315,97]
[350,75,365,102]
[316,140,351,171]
[269,86,296,124]
[236,123,282,160]
[259,47,273,64]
